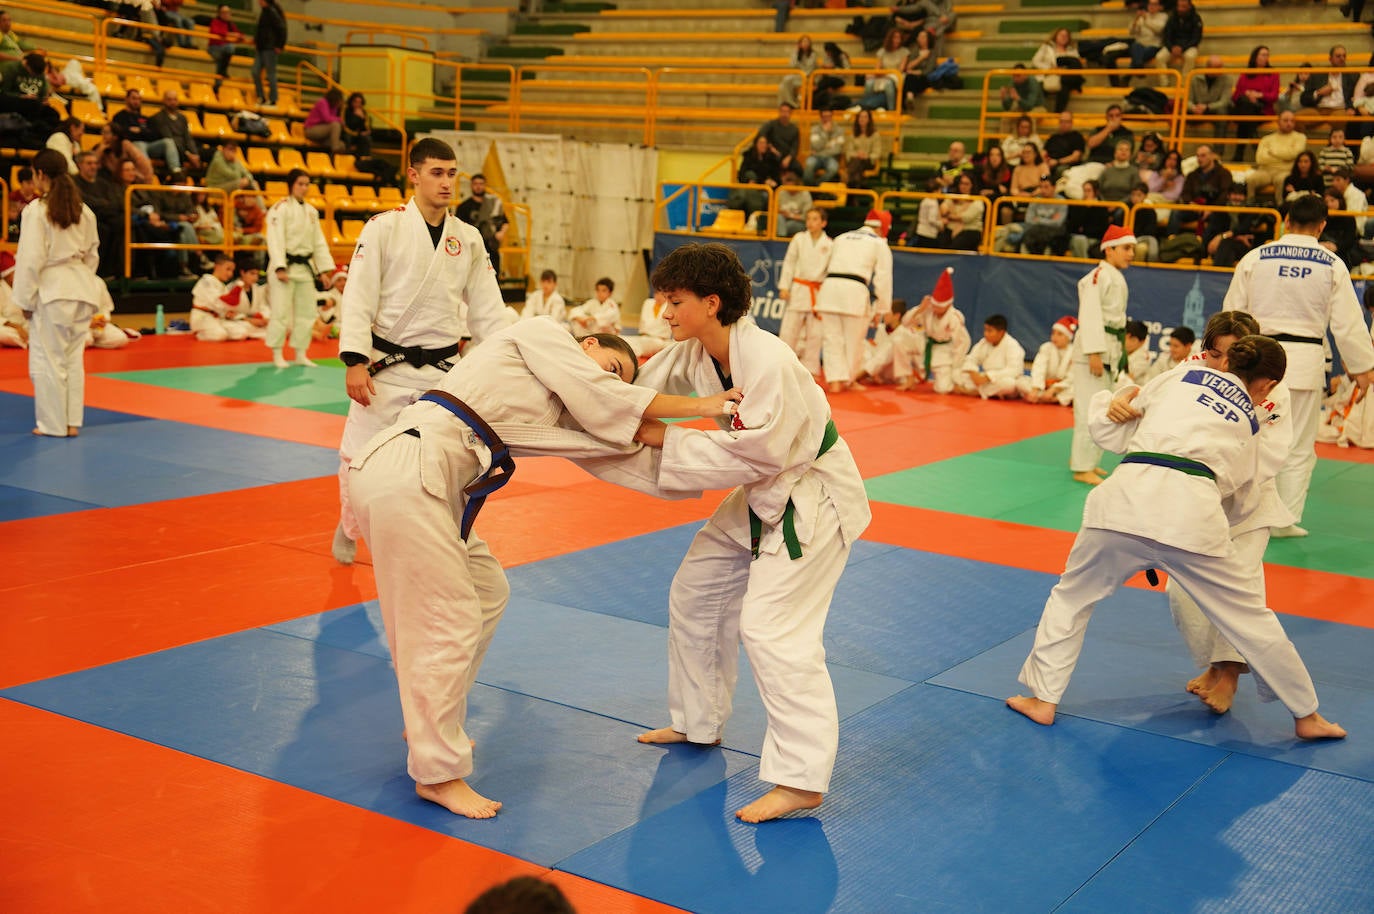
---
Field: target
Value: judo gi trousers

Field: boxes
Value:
[1277,386,1321,525]
[666,508,848,793]
[819,313,868,384]
[349,432,510,784]
[266,263,317,352]
[778,308,822,375]
[337,373,435,540]
[1168,527,1267,670]
[1069,362,1111,472]
[1018,527,1318,717]
[29,299,96,435]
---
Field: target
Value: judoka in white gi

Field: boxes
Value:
[1122,320,1152,385]
[0,251,30,349]
[86,283,133,349]
[853,299,915,386]
[633,243,872,824]
[191,255,264,342]
[1016,316,1076,405]
[336,138,508,565]
[1070,224,1135,485]
[348,320,741,819]
[629,293,672,359]
[1143,325,1197,382]
[265,168,334,367]
[907,267,971,394]
[953,313,1026,399]
[568,277,622,335]
[14,150,104,438]
[1008,334,1348,741]
[313,267,346,341]
[521,269,568,326]
[814,209,892,393]
[1223,193,1374,537]
[776,207,832,378]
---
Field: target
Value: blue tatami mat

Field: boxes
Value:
[0,484,100,521]
[1060,753,1374,914]
[931,589,1374,781]
[269,597,913,759]
[0,627,759,866]
[0,394,336,516]
[561,685,1228,914]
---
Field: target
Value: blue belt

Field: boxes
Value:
[1120,451,1215,480]
[417,390,516,539]
[749,419,839,560]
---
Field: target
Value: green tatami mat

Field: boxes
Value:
[101,362,350,415]
[865,430,1374,580]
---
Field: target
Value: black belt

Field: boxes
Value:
[416,390,515,540]
[285,253,315,266]
[368,332,461,377]
[1271,333,1323,345]
[828,273,870,286]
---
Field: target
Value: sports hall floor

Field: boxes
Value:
[3,336,1374,914]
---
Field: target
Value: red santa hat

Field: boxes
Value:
[864,209,892,236]
[930,267,955,308]
[1052,315,1077,341]
[1100,224,1137,249]
[331,263,348,286]
[0,251,14,279]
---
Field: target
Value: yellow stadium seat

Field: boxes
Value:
[201,112,234,138]
[218,85,248,110]
[276,147,305,172]
[247,146,281,175]
[181,109,207,138]
[275,91,302,117]
[156,79,185,101]
[349,185,379,209]
[332,153,368,181]
[709,209,746,233]
[289,122,305,144]
[307,151,342,180]
[324,182,350,203]
[187,82,217,107]
[125,74,155,98]
[94,71,123,99]
[266,118,292,145]
[327,218,346,246]
[70,98,106,128]
[341,218,364,244]
[377,186,403,206]
[264,180,289,198]
[80,131,102,151]
[306,183,327,210]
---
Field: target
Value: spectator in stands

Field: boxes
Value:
[844,108,883,187]
[190,189,225,246]
[45,117,83,174]
[1098,140,1140,203]
[95,123,154,184]
[812,41,851,111]
[112,89,182,178]
[0,9,35,62]
[1204,182,1274,268]
[1009,143,1044,198]
[759,102,800,173]
[1284,151,1325,201]
[1129,183,1161,261]
[938,140,973,188]
[974,145,1011,197]
[252,0,287,107]
[1330,166,1368,234]
[1278,66,1311,116]
[1067,180,1113,258]
[1043,111,1086,180]
[859,28,907,111]
[72,151,123,278]
[734,133,781,214]
[207,5,243,92]
[1141,147,1184,201]
[456,173,507,274]
[1187,54,1231,141]
[304,87,346,154]
[1246,110,1306,205]
[1032,27,1084,113]
[1133,132,1164,172]
[776,169,813,236]
[0,51,59,139]
[1000,65,1047,115]
[894,0,957,54]
[6,165,34,240]
[1154,0,1202,76]
[900,27,938,108]
[1230,46,1279,159]
[1320,185,1361,267]
[939,172,985,250]
[804,107,844,183]
[117,0,167,68]
[1168,143,1231,231]
[779,35,816,109]
[1086,104,1133,164]
[204,138,256,196]
[157,0,196,48]
[150,89,202,175]
[1001,115,1043,162]
[1302,45,1359,123]
[1318,129,1354,186]
[1127,0,1167,72]
[234,194,266,248]
[1017,176,1069,255]
[342,91,372,158]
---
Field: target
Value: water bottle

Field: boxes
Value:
[155,304,165,335]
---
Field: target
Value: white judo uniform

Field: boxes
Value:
[86,285,130,349]
[1016,340,1074,404]
[1018,366,1320,719]
[1224,234,1374,523]
[630,296,672,358]
[814,226,892,384]
[636,317,871,793]
[0,278,29,348]
[265,196,334,355]
[777,228,832,376]
[521,289,568,326]
[348,319,669,785]
[860,318,921,383]
[1070,259,1128,472]
[568,297,621,334]
[1124,344,1152,386]
[14,200,103,436]
[910,305,971,394]
[337,200,506,542]
[190,273,263,341]
[955,333,1026,398]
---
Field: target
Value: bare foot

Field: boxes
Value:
[1006,694,1057,725]
[67,426,80,437]
[895,378,916,391]
[1092,466,1108,477]
[1295,712,1347,741]
[1072,471,1103,486]
[1194,661,1243,714]
[636,726,721,746]
[827,381,844,394]
[32,428,68,438]
[416,778,501,818]
[849,380,867,391]
[1186,666,1221,696]
[735,785,823,823]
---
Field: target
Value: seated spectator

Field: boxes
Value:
[733,133,781,213]
[844,108,883,187]
[233,193,266,247]
[115,0,166,68]
[1032,27,1085,113]
[974,145,1011,197]
[1320,186,1361,267]
[804,107,845,183]
[1000,65,1046,115]
[778,34,817,109]
[45,117,83,174]
[953,313,1025,399]
[72,150,124,277]
[905,177,945,247]
[1318,129,1355,187]
[894,0,957,54]
[207,5,243,92]
[1015,316,1075,405]
[149,89,203,175]
[1133,132,1165,173]
[1187,55,1231,139]
[759,102,800,173]
[1008,143,1044,198]
[1301,45,1359,130]
[1067,180,1114,259]
[812,41,852,111]
[45,58,102,114]
[1167,143,1231,232]
[900,29,938,109]
[304,87,346,154]
[775,170,813,236]
[204,140,264,223]
[1042,111,1086,180]
[1097,140,1140,203]
[1129,182,1161,261]
[157,0,196,48]
[863,29,908,112]
[120,158,200,278]
[1331,166,1368,234]
[1018,176,1069,254]
[1202,182,1274,268]
[1154,0,1202,76]
[342,91,372,158]
[1230,46,1279,160]
[1001,115,1043,163]
[1086,104,1133,164]
[111,89,182,178]
[938,172,985,250]
[1247,110,1306,205]
[1278,66,1311,116]
[7,165,36,222]
[1127,0,1167,72]
[1284,151,1324,201]
[522,269,567,325]
[938,140,974,188]
[190,190,225,245]
[568,277,622,334]
[0,9,35,62]
[0,51,59,138]
[1141,148,1184,202]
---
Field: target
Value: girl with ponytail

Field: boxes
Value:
[13,148,105,438]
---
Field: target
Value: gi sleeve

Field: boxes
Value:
[517,322,656,444]
[310,209,334,276]
[1329,261,1374,375]
[81,208,100,273]
[871,242,894,315]
[338,213,388,358]
[264,203,286,275]
[1076,269,1108,355]
[12,205,48,312]
[778,234,800,293]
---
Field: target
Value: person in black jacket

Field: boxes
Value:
[251,0,287,107]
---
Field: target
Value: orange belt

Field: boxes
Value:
[794,278,823,318]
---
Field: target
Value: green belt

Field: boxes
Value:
[1120,451,1216,479]
[923,337,950,375]
[1106,325,1128,378]
[749,419,839,560]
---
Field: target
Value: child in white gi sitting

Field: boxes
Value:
[0,251,28,348]
[313,266,346,341]
[953,313,1027,399]
[1145,324,1197,381]
[907,267,970,394]
[1016,316,1076,405]
[521,268,567,326]
[853,299,911,386]
[1122,319,1151,384]
[568,276,622,334]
